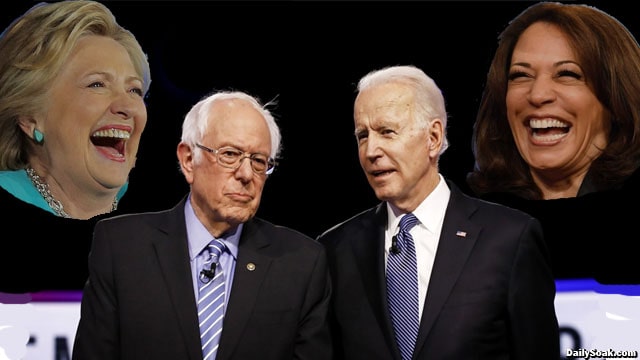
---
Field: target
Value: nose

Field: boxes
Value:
[111,90,144,119]
[527,75,557,106]
[362,133,384,161]
[234,156,255,181]
[365,133,382,158]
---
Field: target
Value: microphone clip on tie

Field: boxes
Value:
[390,235,400,255]
[200,264,216,283]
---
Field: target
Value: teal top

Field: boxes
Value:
[0,169,128,216]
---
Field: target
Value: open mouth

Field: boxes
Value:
[529,118,570,142]
[91,128,130,157]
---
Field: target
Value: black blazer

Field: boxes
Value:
[73,196,332,360]
[0,187,115,293]
[317,181,559,360]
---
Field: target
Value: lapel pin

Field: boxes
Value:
[246,263,256,271]
[456,231,467,238]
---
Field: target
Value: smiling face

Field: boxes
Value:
[506,22,610,190]
[32,35,146,197]
[178,98,271,236]
[354,82,442,212]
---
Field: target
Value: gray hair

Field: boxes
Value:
[357,65,449,154]
[180,91,282,163]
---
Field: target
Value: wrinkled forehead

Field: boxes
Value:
[355,83,414,114]
[354,84,415,127]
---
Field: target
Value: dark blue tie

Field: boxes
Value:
[386,213,420,360]
[198,239,226,360]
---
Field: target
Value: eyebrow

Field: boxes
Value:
[86,71,143,84]
[510,59,579,68]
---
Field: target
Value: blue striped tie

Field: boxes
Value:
[198,239,226,360]
[386,213,420,360]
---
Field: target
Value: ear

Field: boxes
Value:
[427,118,444,157]
[17,115,38,139]
[177,142,195,185]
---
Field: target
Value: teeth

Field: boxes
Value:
[92,129,131,139]
[532,132,568,141]
[530,119,569,129]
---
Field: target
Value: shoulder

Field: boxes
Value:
[448,184,544,250]
[0,169,27,186]
[323,205,378,232]
[0,185,41,216]
[96,208,169,227]
[247,217,320,249]
[0,169,51,212]
[94,201,185,238]
[450,180,537,223]
[473,195,536,222]
[316,204,382,245]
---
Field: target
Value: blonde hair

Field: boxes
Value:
[0,0,151,169]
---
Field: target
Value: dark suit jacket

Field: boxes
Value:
[0,187,117,293]
[72,197,332,360]
[474,166,640,284]
[317,181,559,360]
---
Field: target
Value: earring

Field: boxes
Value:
[33,129,44,144]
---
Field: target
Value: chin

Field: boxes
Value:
[528,159,565,171]
[226,208,256,223]
[100,173,129,190]
[373,189,394,202]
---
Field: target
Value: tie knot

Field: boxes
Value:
[399,213,419,233]
[207,239,226,263]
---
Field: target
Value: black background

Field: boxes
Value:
[3,1,637,238]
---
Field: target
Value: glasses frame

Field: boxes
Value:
[195,143,277,175]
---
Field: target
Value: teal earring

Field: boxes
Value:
[33,129,44,144]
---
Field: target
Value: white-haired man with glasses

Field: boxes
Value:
[74,91,332,360]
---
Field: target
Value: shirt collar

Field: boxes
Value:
[386,174,451,234]
[185,194,241,261]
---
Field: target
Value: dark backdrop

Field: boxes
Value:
[3,1,636,238]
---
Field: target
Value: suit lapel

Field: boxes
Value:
[217,219,272,358]
[351,204,399,354]
[414,183,480,354]
[152,198,203,360]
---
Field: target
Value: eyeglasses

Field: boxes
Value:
[196,143,277,175]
